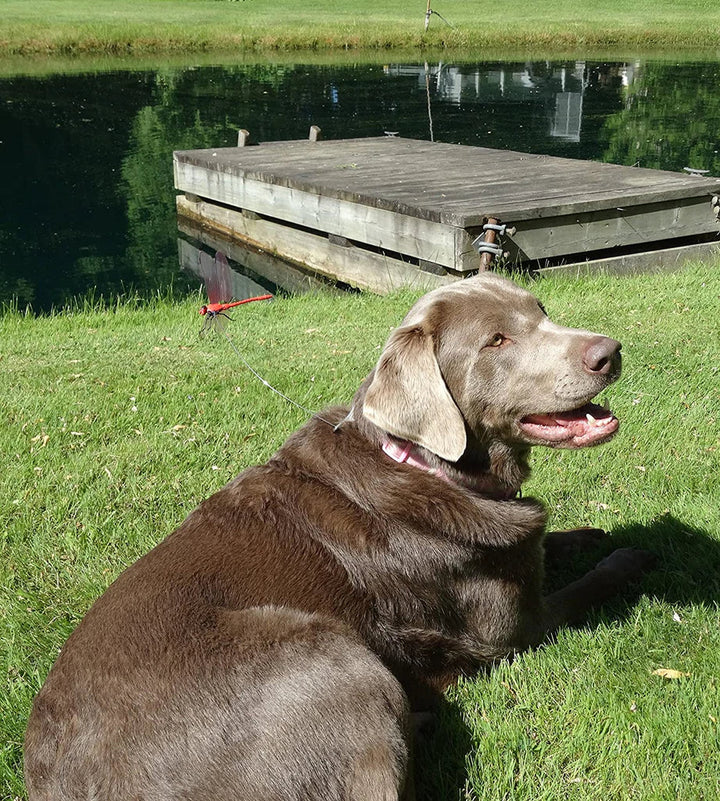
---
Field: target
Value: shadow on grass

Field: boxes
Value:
[544,513,720,607]
[414,699,473,800]
[609,514,720,606]
[414,514,719,799]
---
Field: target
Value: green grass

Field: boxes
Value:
[1,0,720,57]
[2,265,720,799]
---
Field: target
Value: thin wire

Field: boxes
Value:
[217,323,336,427]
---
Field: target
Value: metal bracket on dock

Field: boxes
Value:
[472,240,504,256]
[472,218,516,269]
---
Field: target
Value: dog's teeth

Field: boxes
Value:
[586,412,597,426]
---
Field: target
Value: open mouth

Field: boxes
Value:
[517,401,619,448]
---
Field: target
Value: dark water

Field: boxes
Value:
[1,59,719,311]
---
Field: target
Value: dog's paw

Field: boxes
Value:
[544,527,608,560]
[595,547,657,582]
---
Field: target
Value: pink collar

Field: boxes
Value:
[381,437,518,499]
[381,437,452,484]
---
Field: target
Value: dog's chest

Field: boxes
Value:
[322,521,538,646]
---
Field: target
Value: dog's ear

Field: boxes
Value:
[362,324,467,462]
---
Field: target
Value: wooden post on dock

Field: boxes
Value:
[309,125,322,142]
[238,129,250,147]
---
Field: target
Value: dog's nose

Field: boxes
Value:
[582,336,621,375]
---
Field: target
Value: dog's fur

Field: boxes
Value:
[24,274,654,800]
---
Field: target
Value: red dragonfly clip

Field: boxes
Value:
[196,251,272,334]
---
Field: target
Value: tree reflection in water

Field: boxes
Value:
[0,60,717,310]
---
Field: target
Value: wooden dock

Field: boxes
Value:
[173,136,720,293]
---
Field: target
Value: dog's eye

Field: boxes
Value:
[488,333,505,348]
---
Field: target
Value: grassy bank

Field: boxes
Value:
[3,47,719,82]
[2,0,720,57]
[2,264,720,799]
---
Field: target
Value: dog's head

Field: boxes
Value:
[362,274,621,462]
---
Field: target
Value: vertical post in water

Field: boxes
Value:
[425,0,432,30]
[424,62,434,142]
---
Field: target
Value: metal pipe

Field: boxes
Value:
[478,217,500,270]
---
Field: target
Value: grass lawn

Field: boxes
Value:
[2,0,720,56]
[1,263,719,799]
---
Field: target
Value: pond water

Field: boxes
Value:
[1,59,719,311]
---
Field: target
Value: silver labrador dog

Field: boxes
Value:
[25,274,654,801]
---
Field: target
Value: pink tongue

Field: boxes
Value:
[523,407,601,433]
[518,401,619,446]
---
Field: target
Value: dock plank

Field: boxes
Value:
[174,136,720,280]
[175,137,720,228]
[177,196,452,294]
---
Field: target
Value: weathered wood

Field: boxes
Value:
[328,233,352,248]
[506,195,715,260]
[178,227,331,296]
[172,136,720,281]
[173,137,720,227]
[174,158,481,272]
[177,196,454,295]
[237,129,250,147]
[309,125,322,142]
[418,259,446,275]
[535,240,720,276]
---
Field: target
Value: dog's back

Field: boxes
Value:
[26,608,408,801]
[25,425,412,799]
